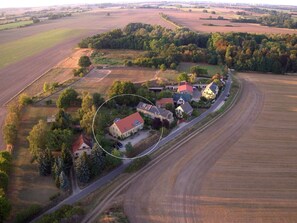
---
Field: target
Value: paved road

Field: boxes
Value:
[123,75,263,223]
[32,74,232,222]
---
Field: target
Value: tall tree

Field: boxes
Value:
[59,171,70,191]
[38,149,52,176]
[27,120,48,157]
[56,88,79,109]
[75,152,90,183]
[61,144,73,176]
[0,189,11,223]
[78,56,92,67]
[90,143,105,177]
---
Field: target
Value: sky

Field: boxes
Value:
[0,0,296,8]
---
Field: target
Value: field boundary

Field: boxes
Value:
[3,68,53,106]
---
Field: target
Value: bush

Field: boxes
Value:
[18,93,32,106]
[49,192,61,201]
[45,99,52,105]
[125,156,151,173]
[36,205,84,223]
[14,204,42,223]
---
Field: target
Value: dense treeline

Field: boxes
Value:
[79,23,209,69]
[209,32,297,73]
[79,23,297,74]
[233,9,297,29]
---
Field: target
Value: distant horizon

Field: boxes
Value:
[0,0,297,9]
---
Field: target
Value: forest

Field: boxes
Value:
[79,23,297,74]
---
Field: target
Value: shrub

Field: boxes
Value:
[125,156,151,173]
[13,204,42,223]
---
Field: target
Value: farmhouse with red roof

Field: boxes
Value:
[177,82,193,95]
[72,134,92,158]
[109,112,144,139]
[156,98,174,108]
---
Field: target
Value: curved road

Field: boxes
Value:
[123,75,264,222]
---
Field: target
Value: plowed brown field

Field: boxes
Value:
[165,10,297,34]
[124,73,297,223]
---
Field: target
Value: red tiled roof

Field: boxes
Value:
[72,134,92,153]
[178,83,193,94]
[156,98,174,107]
[114,112,144,134]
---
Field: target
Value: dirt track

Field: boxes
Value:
[124,73,297,223]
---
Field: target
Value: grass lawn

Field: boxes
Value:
[92,49,146,66]
[177,62,224,77]
[0,20,33,31]
[0,28,81,69]
[157,69,179,83]
[7,106,61,215]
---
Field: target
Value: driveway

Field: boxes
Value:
[119,130,150,152]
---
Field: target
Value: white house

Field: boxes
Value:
[72,134,92,158]
[175,102,193,119]
[109,112,144,139]
[202,82,219,100]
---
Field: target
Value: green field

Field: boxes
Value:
[0,20,33,31]
[0,29,81,69]
[177,62,223,77]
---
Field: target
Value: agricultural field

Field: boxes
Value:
[124,72,297,223]
[198,73,297,222]
[0,28,81,69]
[164,9,297,34]
[7,48,92,105]
[57,67,157,98]
[0,20,33,31]
[7,106,60,216]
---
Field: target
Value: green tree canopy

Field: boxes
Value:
[177,72,189,82]
[56,88,79,109]
[27,120,49,156]
[78,56,92,67]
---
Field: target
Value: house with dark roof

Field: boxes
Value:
[177,82,193,95]
[175,102,193,118]
[136,102,174,123]
[72,134,93,158]
[173,93,192,105]
[202,82,219,100]
[109,112,144,139]
[156,98,174,108]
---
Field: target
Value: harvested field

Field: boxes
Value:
[165,10,297,34]
[56,48,93,69]
[71,67,158,96]
[124,73,297,223]
[0,29,82,69]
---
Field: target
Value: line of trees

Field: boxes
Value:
[0,151,12,222]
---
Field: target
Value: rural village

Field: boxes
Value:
[0,2,297,223]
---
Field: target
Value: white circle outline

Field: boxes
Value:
[92,93,164,160]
